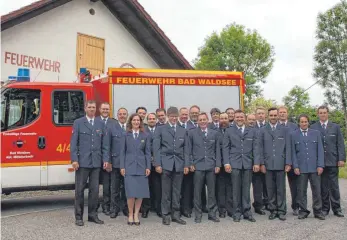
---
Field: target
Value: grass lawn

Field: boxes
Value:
[339,165,347,179]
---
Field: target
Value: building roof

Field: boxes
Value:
[1,0,193,70]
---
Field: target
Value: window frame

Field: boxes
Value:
[1,88,42,131]
[51,89,86,127]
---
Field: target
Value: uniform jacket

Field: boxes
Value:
[70,117,109,168]
[219,127,228,165]
[120,131,151,176]
[106,119,124,168]
[188,127,221,171]
[291,129,324,173]
[257,123,291,170]
[153,123,190,172]
[187,120,198,129]
[208,122,219,130]
[223,126,259,170]
[281,121,298,133]
[178,121,196,130]
[145,125,158,166]
[311,121,346,166]
[116,121,127,133]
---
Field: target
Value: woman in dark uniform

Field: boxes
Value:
[120,113,151,225]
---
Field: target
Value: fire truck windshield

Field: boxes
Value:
[1,88,41,131]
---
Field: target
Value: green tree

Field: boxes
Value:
[313,0,347,136]
[246,96,277,114]
[283,85,311,117]
[193,23,275,106]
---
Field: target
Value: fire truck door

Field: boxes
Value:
[45,89,86,186]
[1,87,46,189]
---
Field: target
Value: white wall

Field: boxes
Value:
[1,0,159,82]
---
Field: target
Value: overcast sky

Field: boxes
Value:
[1,0,340,106]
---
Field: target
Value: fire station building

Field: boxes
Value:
[1,0,192,82]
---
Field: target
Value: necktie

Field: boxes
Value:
[272,126,275,131]
[89,119,93,126]
[260,122,264,128]
[103,118,106,125]
[238,127,243,134]
[216,123,219,128]
[222,129,225,134]
[134,132,138,139]
[122,124,125,131]
[322,123,326,130]
[302,130,307,136]
[151,128,154,134]
[281,122,285,126]
[182,123,186,129]
[172,126,176,132]
[202,130,207,137]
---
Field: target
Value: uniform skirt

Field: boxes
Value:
[124,175,150,198]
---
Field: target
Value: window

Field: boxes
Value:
[1,88,41,131]
[53,91,85,125]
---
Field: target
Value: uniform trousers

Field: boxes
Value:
[297,173,323,216]
[75,167,100,220]
[321,167,342,213]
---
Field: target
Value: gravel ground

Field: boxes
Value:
[1,179,347,240]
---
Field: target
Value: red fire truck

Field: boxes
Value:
[1,68,245,194]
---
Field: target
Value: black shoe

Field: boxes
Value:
[134,221,140,226]
[127,221,134,226]
[182,212,191,218]
[293,209,299,216]
[172,218,186,225]
[105,211,110,216]
[195,218,202,223]
[255,209,266,215]
[142,211,149,218]
[334,211,344,218]
[202,207,208,213]
[322,211,328,216]
[162,216,171,225]
[219,212,226,218]
[245,216,256,222]
[314,214,325,220]
[75,220,84,226]
[298,214,308,220]
[157,212,163,218]
[110,212,118,218]
[278,214,286,221]
[269,212,277,220]
[208,216,220,222]
[233,217,240,222]
[88,216,104,224]
[227,212,233,218]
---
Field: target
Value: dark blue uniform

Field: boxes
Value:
[280,121,299,212]
[141,125,162,217]
[120,131,151,198]
[70,116,109,221]
[108,119,127,217]
[223,125,259,221]
[291,128,325,218]
[153,123,190,221]
[252,122,268,212]
[188,127,221,221]
[311,121,346,215]
[257,123,291,216]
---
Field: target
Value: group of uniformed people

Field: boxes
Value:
[70,100,346,227]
